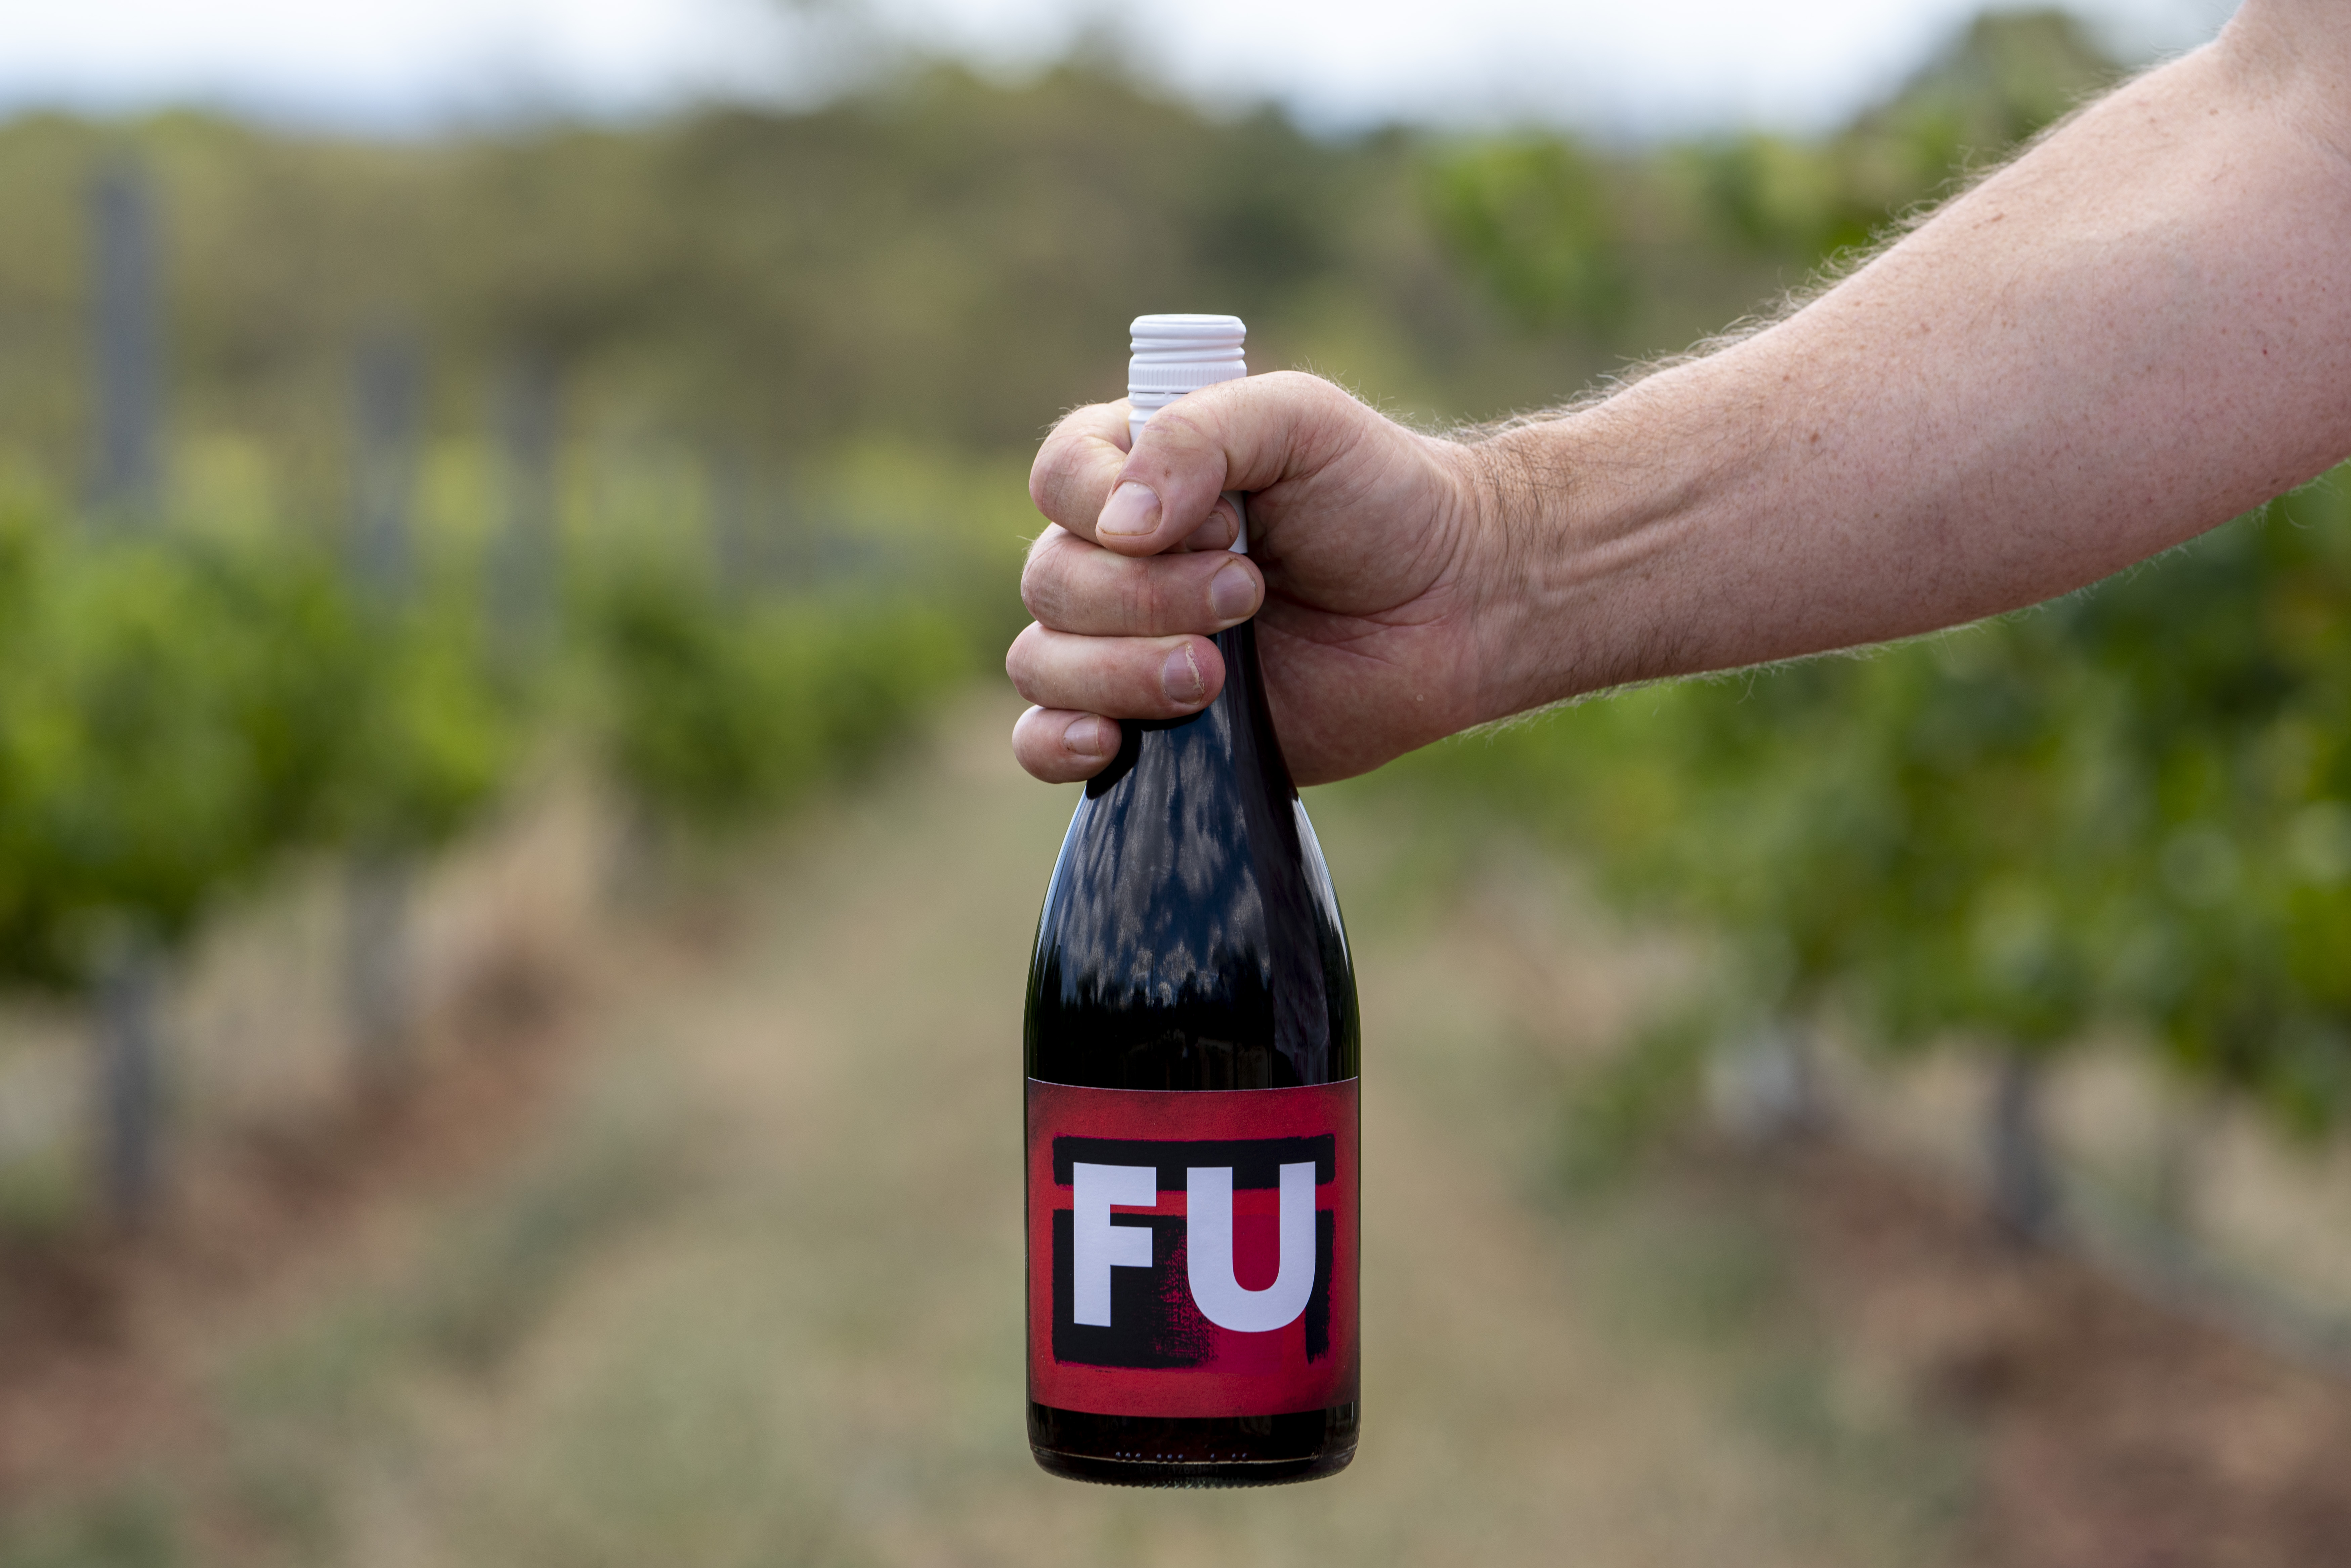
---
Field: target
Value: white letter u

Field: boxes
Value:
[1186,1163,1317,1333]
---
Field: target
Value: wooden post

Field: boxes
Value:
[1986,1050,2061,1244]
[344,337,423,1100]
[89,160,162,522]
[490,353,559,657]
[351,334,420,602]
[708,446,751,597]
[93,933,165,1231]
[1707,1017,1827,1144]
[343,852,413,1102]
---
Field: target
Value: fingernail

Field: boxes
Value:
[1208,560,1258,623]
[1099,482,1160,537]
[1161,644,1203,705]
[1063,713,1110,757]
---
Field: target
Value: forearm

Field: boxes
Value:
[1477,4,2351,712]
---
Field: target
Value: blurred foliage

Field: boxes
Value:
[576,556,968,836]
[1389,10,2351,1158]
[0,507,510,985]
[1423,139,1627,334]
[1562,1006,1715,1190]
[0,464,992,995]
[0,8,2124,500]
[1681,11,2121,267]
[1,5,2320,1158]
[1426,11,2122,345]
[1393,470,2351,1140]
[0,48,1844,483]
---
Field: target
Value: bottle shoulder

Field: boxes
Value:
[1025,669,1358,1089]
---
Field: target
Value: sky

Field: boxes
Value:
[0,0,2239,138]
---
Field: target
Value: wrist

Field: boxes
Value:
[1459,350,1797,722]
[1453,414,1657,721]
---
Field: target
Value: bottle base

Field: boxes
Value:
[1026,1400,1358,1488]
[1030,1444,1356,1488]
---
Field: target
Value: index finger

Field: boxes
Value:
[1031,399,1243,557]
[1029,401,1131,539]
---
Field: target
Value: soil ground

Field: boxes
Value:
[3,688,2349,1567]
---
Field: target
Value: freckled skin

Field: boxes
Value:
[1007,0,2351,788]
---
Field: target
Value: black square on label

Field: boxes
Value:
[1050,1211,1214,1368]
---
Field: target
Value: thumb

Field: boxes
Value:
[1096,371,1371,558]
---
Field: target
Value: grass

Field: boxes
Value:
[0,1488,181,1568]
[0,691,1980,1568]
[0,1055,704,1568]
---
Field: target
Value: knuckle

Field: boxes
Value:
[1003,622,1042,680]
[1031,403,1125,520]
[1018,556,1057,622]
[1148,401,1217,456]
[1268,368,1344,412]
[1029,448,1077,518]
[1115,561,1157,632]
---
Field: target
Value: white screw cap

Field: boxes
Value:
[1128,314,1246,445]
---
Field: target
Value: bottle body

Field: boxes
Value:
[1024,610,1361,1486]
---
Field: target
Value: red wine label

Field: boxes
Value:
[1026,1078,1359,1419]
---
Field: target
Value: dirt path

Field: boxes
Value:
[1,692,1960,1567]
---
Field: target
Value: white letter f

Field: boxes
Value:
[1071,1162,1157,1326]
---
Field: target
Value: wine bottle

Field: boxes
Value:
[1024,314,1361,1487]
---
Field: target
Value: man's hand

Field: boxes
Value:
[1009,2,2351,791]
[1008,372,1513,786]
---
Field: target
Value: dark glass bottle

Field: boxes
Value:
[1024,601,1361,1487]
